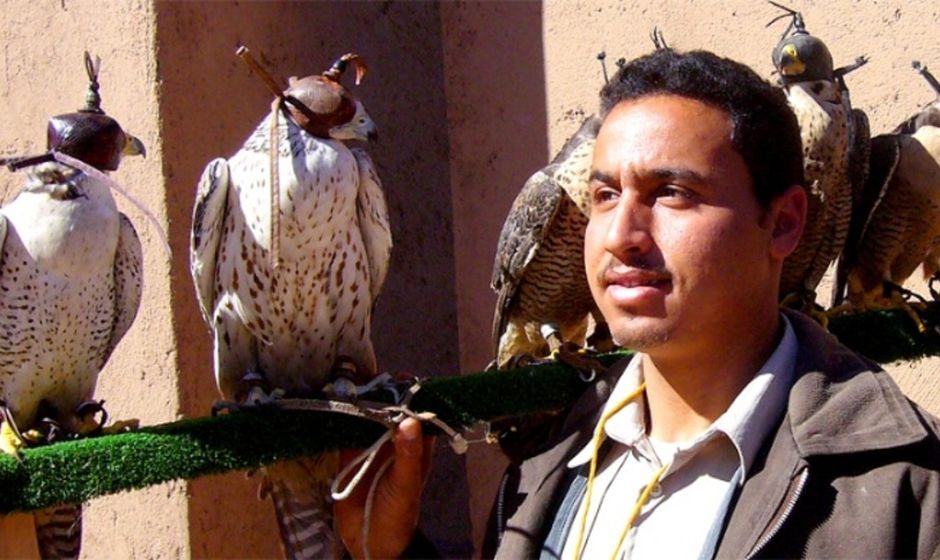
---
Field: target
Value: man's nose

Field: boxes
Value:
[604,193,653,256]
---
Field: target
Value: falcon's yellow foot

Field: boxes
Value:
[101,419,140,435]
[832,285,930,334]
[889,297,928,334]
[780,289,829,329]
[0,422,43,459]
[73,399,138,436]
[807,306,831,330]
[0,421,25,459]
[883,283,930,334]
[540,323,606,380]
[547,343,607,380]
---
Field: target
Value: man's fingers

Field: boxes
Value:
[387,418,431,496]
[335,418,436,558]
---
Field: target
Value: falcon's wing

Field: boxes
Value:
[893,101,940,135]
[0,213,7,273]
[832,133,901,304]
[490,168,566,351]
[106,214,143,360]
[351,147,392,302]
[190,158,231,325]
[848,109,871,210]
[830,109,872,306]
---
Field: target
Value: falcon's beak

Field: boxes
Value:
[367,127,378,144]
[123,134,147,158]
[778,44,805,77]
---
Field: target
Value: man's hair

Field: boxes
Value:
[600,49,804,208]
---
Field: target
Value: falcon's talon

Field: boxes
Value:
[211,399,242,416]
[324,372,399,402]
[245,386,286,406]
[547,343,607,380]
[928,275,940,301]
[101,418,139,435]
[0,427,24,460]
[504,353,537,370]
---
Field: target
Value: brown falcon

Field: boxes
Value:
[832,62,940,329]
[769,4,870,309]
[0,52,144,559]
[190,51,390,559]
[490,115,604,369]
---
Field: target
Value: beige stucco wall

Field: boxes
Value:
[0,1,938,557]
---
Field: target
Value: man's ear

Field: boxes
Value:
[768,184,807,261]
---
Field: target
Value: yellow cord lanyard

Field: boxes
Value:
[572,383,671,560]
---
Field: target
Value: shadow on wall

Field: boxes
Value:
[155,1,547,558]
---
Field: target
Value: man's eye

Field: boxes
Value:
[591,187,619,204]
[656,185,694,201]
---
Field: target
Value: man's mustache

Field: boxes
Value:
[601,255,671,278]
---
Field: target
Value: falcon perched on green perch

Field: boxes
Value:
[831,61,940,331]
[190,49,391,559]
[0,52,144,559]
[490,115,603,370]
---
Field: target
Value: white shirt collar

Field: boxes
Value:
[568,314,798,482]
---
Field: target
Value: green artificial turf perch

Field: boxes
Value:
[0,303,939,513]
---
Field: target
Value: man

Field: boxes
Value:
[335,48,940,559]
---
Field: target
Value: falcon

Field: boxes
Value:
[190,50,390,559]
[0,52,144,559]
[831,62,940,330]
[768,4,870,310]
[490,115,604,369]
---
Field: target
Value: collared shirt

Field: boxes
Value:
[560,315,797,560]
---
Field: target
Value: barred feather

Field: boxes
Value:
[264,454,342,559]
[34,503,82,560]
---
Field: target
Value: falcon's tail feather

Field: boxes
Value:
[34,502,82,560]
[265,455,342,559]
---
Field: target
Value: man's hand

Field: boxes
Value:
[335,418,435,559]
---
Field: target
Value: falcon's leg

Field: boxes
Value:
[781,288,830,329]
[882,282,929,333]
[0,420,26,458]
[323,357,400,402]
[71,399,139,436]
[540,323,606,380]
[0,405,44,459]
[929,273,940,301]
[212,297,265,403]
[830,280,930,333]
[494,321,549,371]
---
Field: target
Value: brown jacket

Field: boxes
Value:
[485,311,940,558]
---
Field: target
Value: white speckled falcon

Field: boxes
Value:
[769,6,870,311]
[190,51,390,559]
[0,52,144,560]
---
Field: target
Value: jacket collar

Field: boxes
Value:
[783,309,928,457]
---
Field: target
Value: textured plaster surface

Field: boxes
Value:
[1,1,940,558]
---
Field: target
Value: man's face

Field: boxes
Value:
[585,95,777,359]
